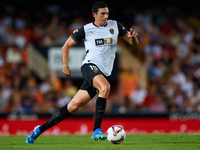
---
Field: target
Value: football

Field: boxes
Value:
[106,125,126,144]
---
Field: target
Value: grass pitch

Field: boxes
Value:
[0,134,200,150]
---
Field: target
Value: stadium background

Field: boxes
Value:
[0,0,200,135]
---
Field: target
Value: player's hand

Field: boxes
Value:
[128,28,138,38]
[63,65,72,77]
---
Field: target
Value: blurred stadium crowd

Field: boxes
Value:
[0,1,200,114]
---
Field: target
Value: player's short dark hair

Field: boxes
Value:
[91,1,108,14]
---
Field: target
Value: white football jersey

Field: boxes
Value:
[71,20,128,76]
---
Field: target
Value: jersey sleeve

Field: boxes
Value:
[71,26,85,42]
[117,21,128,37]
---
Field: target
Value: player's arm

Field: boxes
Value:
[62,26,85,77]
[123,28,139,46]
[62,36,76,77]
[117,21,139,46]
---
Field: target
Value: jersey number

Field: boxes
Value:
[89,65,98,71]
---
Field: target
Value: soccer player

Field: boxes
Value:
[26,1,138,144]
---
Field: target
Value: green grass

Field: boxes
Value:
[0,134,200,150]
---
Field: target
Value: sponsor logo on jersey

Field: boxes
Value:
[109,28,114,34]
[95,38,104,45]
[104,38,113,44]
[95,38,113,45]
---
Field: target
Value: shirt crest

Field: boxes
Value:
[109,28,114,34]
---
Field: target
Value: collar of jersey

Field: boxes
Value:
[93,22,108,27]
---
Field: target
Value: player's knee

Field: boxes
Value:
[99,84,110,98]
[68,101,82,113]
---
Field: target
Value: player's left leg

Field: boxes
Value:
[26,90,91,144]
[80,63,109,140]
[91,74,110,140]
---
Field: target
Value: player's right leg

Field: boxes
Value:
[26,125,42,144]
[67,90,92,113]
[26,90,91,144]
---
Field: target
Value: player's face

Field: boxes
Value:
[93,7,109,27]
